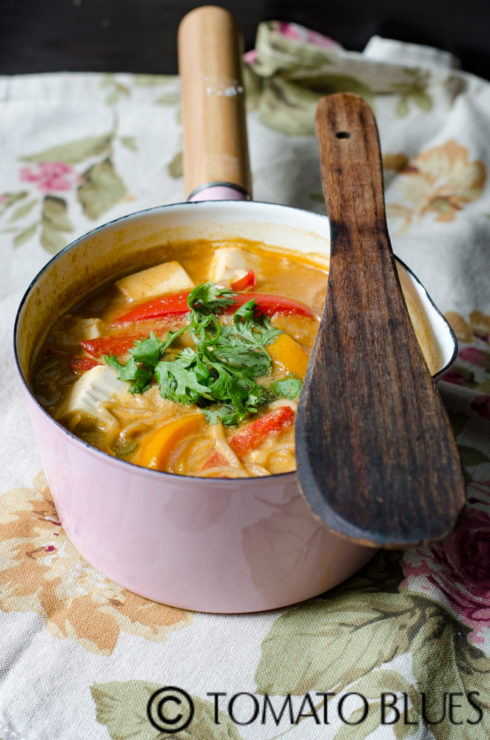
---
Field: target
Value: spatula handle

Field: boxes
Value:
[316,94,387,239]
[178,6,252,201]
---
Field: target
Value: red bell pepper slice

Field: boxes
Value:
[200,450,230,471]
[231,269,256,292]
[70,357,101,374]
[112,291,313,324]
[201,405,296,468]
[112,292,190,325]
[229,294,313,317]
[80,335,140,358]
[229,406,295,456]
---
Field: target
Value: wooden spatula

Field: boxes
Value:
[295,93,465,548]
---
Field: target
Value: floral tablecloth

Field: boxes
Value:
[1,21,489,739]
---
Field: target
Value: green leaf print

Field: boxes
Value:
[335,549,404,595]
[42,195,72,231]
[446,364,477,388]
[309,192,325,203]
[446,409,469,437]
[243,63,262,112]
[257,591,490,737]
[92,681,165,740]
[255,592,418,695]
[41,229,65,253]
[337,702,385,739]
[13,222,37,247]
[333,670,419,739]
[40,195,73,254]
[477,378,490,393]
[334,698,416,740]
[395,721,419,740]
[78,158,126,219]
[155,91,181,105]
[91,681,243,740]
[411,607,490,738]
[22,133,113,165]
[259,77,322,135]
[397,95,410,118]
[458,445,490,467]
[100,75,131,105]
[257,75,373,135]
[288,72,374,103]
[411,89,432,111]
[167,151,183,179]
[8,198,38,222]
[392,69,433,118]
[133,73,176,87]
[120,136,137,152]
[0,191,28,215]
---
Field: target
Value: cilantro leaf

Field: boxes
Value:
[129,332,165,365]
[233,299,280,345]
[104,328,185,393]
[271,375,303,400]
[131,329,186,363]
[203,405,243,426]
[105,354,154,393]
[187,282,236,315]
[155,352,214,405]
[211,325,271,376]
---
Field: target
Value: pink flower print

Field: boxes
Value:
[277,22,343,50]
[471,394,490,420]
[0,194,5,203]
[277,21,306,42]
[402,504,490,643]
[20,162,81,194]
[244,50,257,64]
[459,347,489,368]
[439,365,474,387]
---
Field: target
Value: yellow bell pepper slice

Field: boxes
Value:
[134,413,205,471]
[267,333,309,379]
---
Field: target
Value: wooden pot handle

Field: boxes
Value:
[178,6,252,201]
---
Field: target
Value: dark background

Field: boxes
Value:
[1,0,489,80]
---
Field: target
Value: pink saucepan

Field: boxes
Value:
[14,7,457,613]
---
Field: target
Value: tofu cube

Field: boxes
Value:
[74,317,105,340]
[59,365,129,420]
[115,261,194,302]
[209,247,248,286]
[50,316,105,351]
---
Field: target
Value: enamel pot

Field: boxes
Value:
[13,8,457,613]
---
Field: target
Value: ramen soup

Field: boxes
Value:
[33,239,435,478]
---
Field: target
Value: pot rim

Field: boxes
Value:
[13,198,458,486]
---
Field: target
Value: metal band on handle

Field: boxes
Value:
[187,181,250,202]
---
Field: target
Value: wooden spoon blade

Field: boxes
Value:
[296,93,465,548]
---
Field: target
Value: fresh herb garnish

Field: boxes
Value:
[105,282,302,425]
[270,375,303,400]
[155,347,215,405]
[104,329,185,393]
[187,281,236,315]
[106,354,154,394]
